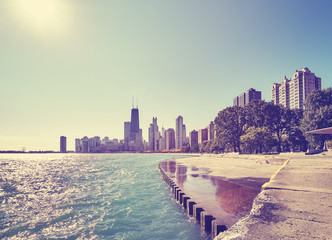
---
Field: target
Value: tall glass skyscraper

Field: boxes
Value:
[130,108,140,141]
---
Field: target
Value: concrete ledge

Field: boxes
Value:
[188,201,196,216]
[261,159,290,190]
[179,192,185,204]
[159,162,227,238]
[212,220,228,239]
[201,212,215,233]
[194,206,204,222]
[183,197,190,209]
[176,189,181,201]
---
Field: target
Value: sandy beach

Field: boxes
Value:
[160,153,290,237]
[175,153,289,179]
[165,151,332,240]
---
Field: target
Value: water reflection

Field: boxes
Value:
[160,160,269,227]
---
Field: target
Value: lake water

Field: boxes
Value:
[0,154,209,240]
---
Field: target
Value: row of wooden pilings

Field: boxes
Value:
[159,163,228,239]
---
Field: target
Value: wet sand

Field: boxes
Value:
[160,153,286,228]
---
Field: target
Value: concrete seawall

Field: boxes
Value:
[215,151,332,239]
[159,163,228,239]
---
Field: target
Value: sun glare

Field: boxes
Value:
[7,0,72,40]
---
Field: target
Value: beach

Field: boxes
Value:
[160,151,332,239]
[216,151,332,240]
[159,153,288,237]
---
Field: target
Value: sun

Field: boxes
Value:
[5,0,72,40]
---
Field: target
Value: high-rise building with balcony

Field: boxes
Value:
[233,88,261,107]
[272,67,321,110]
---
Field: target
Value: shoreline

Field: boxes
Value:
[169,151,332,240]
[159,153,287,238]
[215,151,332,239]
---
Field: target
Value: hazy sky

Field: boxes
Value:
[0,0,331,151]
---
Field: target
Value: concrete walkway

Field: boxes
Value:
[216,151,332,240]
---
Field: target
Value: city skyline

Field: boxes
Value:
[1,1,332,151]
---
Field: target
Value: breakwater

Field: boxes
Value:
[159,162,228,239]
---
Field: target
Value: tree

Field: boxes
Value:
[287,109,307,152]
[182,144,190,153]
[301,88,332,149]
[304,88,332,112]
[215,106,246,153]
[199,140,212,153]
[240,126,275,153]
[190,144,199,153]
[244,100,267,128]
[210,138,225,153]
[245,100,300,152]
[262,102,288,152]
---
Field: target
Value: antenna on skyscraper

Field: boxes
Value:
[132,97,134,108]
[136,98,138,108]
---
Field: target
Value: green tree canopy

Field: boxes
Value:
[215,106,246,153]
[240,126,276,153]
[301,88,332,149]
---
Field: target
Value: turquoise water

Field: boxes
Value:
[0,154,209,240]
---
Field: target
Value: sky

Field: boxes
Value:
[0,0,332,151]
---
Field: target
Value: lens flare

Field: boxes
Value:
[6,0,72,40]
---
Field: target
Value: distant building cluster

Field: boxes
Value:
[233,67,321,111]
[189,121,215,148]
[59,67,323,153]
[148,115,188,151]
[233,88,261,107]
[75,136,123,153]
[73,105,143,153]
[124,106,143,151]
[272,67,321,110]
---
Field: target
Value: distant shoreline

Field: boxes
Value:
[0,150,200,154]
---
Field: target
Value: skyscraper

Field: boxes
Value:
[75,138,81,152]
[148,117,160,151]
[130,108,140,141]
[198,128,208,144]
[60,136,67,153]
[81,136,89,153]
[124,122,131,142]
[182,124,186,144]
[124,104,143,151]
[272,67,321,110]
[189,130,198,147]
[175,115,184,149]
[233,88,261,106]
[159,127,166,151]
[165,128,175,150]
[207,121,215,141]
